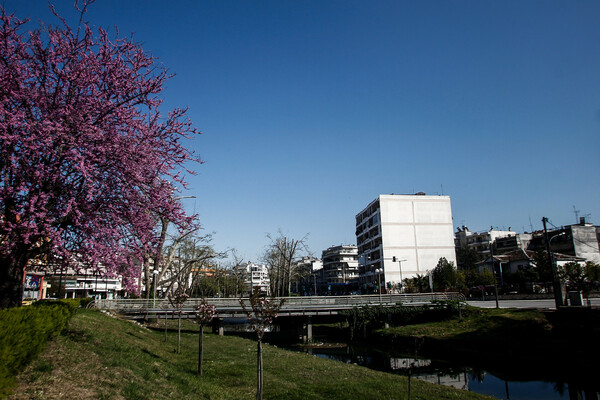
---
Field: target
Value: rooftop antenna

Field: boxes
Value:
[573,205,580,224]
[528,216,534,232]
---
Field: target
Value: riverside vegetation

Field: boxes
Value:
[3,305,494,400]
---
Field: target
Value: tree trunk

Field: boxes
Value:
[257,339,263,400]
[287,262,292,297]
[177,312,182,354]
[164,311,168,342]
[198,324,204,375]
[0,256,27,309]
[144,257,151,299]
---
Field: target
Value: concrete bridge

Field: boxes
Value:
[94,292,465,316]
[93,292,465,342]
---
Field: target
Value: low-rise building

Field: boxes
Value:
[455,226,517,256]
[43,268,123,299]
[527,218,600,264]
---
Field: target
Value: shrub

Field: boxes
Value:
[78,297,94,309]
[0,300,77,397]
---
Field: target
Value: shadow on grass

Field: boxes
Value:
[141,348,161,359]
[62,328,91,343]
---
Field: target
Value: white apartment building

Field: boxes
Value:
[356,193,456,291]
[242,262,270,295]
[41,270,123,299]
[455,226,517,255]
[321,245,359,285]
[294,257,323,295]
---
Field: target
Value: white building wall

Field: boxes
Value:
[373,194,456,286]
[571,226,600,263]
[244,262,270,295]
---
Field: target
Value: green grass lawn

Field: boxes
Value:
[378,307,551,338]
[8,309,494,400]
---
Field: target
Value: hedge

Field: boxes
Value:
[0,299,79,398]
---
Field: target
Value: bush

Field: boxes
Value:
[0,300,78,398]
[79,297,94,309]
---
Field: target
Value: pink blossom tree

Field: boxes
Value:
[0,2,200,308]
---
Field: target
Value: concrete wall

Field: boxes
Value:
[378,195,456,285]
[571,225,600,263]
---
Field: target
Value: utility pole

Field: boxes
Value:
[490,240,499,309]
[542,217,563,308]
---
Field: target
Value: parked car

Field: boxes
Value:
[22,297,37,306]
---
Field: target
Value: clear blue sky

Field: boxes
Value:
[10,1,600,264]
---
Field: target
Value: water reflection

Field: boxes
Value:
[296,345,600,400]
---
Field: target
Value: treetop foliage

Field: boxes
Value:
[0,2,200,302]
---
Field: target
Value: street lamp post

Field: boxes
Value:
[392,257,407,293]
[490,240,499,309]
[549,231,566,308]
[543,217,565,309]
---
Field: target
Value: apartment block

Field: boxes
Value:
[240,262,270,295]
[455,226,517,255]
[321,244,359,286]
[355,193,456,291]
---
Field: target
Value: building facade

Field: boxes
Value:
[294,257,323,295]
[455,226,517,255]
[527,218,600,264]
[241,262,270,295]
[321,245,359,293]
[356,194,456,292]
[44,270,123,299]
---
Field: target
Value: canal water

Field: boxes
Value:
[290,344,599,400]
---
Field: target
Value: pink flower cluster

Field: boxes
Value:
[0,5,201,299]
[195,302,216,325]
[239,287,284,339]
[168,291,189,310]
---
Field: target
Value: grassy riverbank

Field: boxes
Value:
[8,309,493,400]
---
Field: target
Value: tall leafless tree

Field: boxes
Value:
[262,231,309,297]
[160,231,223,297]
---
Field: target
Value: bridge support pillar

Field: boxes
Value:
[302,316,313,344]
[384,312,392,329]
[212,317,224,336]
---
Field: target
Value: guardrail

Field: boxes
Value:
[94,292,465,317]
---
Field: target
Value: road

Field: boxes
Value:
[466,298,600,310]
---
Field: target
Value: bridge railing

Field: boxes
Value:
[94,292,465,314]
